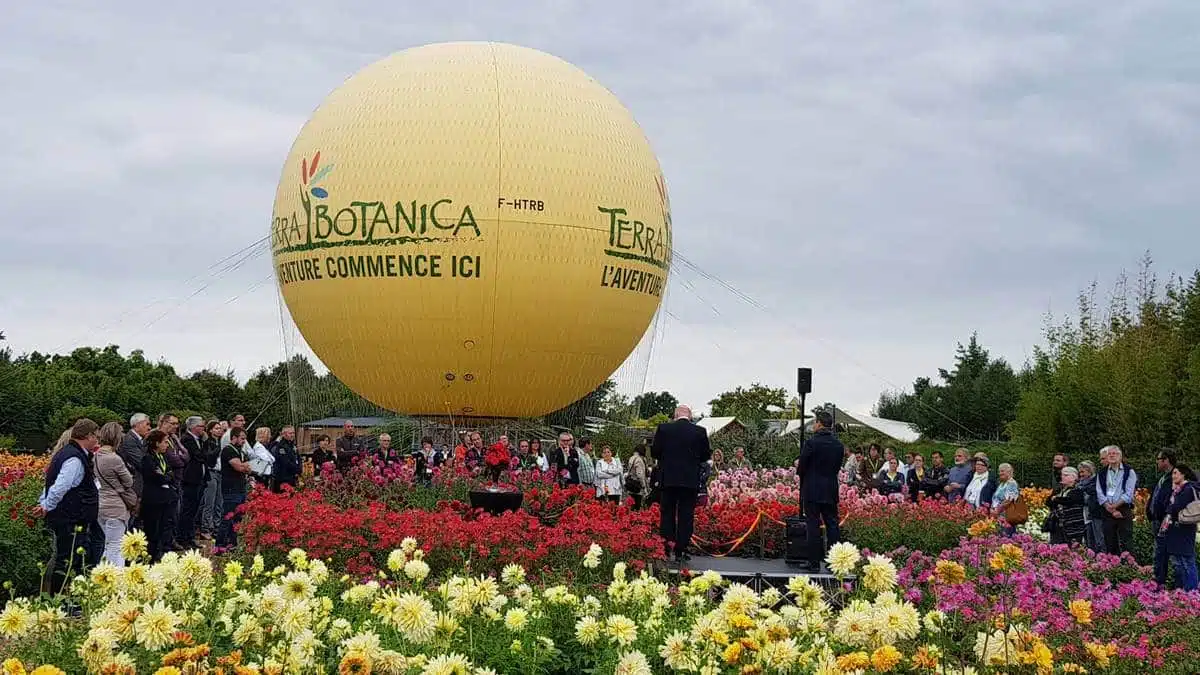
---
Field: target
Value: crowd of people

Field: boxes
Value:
[838,443,1198,590]
[30,409,1198,596]
[34,412,303,594]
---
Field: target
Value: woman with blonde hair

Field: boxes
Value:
[94,421,137,565]
[247,426,275,486]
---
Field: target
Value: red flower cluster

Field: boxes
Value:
[238,485,663,578]
[692,498,799,557]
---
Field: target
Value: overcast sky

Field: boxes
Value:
[2,1,1197,418]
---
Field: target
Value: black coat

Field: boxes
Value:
[180,432,207,486]
[117,432,146,495]
[798,429,845,504]
[140,452,178,506]
[650,419,711,490]
[272,439,302,482]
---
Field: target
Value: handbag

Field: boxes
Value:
[1178,486,1200,525]
[1003,495,1029,526]
[624,473,643,494]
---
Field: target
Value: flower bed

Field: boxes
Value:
[5,530,1197,674]
[0,453,51,601]
[239,484,663,579]
[891,534,1200,670]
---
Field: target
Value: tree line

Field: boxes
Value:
[876,257,1200,461]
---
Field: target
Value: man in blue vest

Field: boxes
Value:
[33,418,101,595]
[1096,445,1138,556]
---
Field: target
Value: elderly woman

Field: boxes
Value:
[1046,466,1087,546]
[964,457,997,508]
[991,462,1021,534]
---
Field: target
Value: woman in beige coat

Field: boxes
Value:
[626,443,650,509]
[95,421,138,565]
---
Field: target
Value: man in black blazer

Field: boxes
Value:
[798,410,845,571]
[651,405,711,563]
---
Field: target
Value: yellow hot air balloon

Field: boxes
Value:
[271,42,671,418]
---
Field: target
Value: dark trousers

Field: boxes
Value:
[162,492,180,550]
[217,492,247,549]
[143,503,169,563]
[1102,512,1133,555]
[659,487,698,558]
[43,519,92,595]
[1153,527,1171,586]
[804,500,840,566]
[177,482,203,545]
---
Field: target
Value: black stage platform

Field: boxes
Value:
[659,555,853,597]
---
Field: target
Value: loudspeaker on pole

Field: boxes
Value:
[797,367,812,395]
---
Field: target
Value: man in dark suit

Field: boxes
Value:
[177,416,208,549]
[651,405,711,564]
[798,410,845,571]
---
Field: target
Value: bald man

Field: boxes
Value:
[651,405,711,564]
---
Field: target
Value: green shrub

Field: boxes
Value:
[0,474,53,601]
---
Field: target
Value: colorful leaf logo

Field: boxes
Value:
[302,152,331,199]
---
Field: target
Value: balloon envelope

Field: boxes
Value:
[271,42,671,418]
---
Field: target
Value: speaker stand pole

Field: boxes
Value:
[797,391,806,520]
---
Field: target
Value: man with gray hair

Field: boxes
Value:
[1096,445,1137,555]
[176,416,207,549]
[118,413,151,501]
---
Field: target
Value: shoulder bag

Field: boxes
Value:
[1177,486,1200,525]
[1003,493,1029,526]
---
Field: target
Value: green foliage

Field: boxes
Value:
[632,390,678,418]
[0,474,53,602]
[708,382,788,430]
[630,412,669,429]
[48,404,123,435]
[0,434,15,451]
[842,509,978,557]
[874,334,1020,442]
[1010,259,1200,462]
[0,340,381,449]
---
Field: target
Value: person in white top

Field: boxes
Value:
[247,427,275,485]
[594,445,624,503]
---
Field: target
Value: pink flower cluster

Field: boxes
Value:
[708,468,799,505]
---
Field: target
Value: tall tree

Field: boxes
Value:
[708,383,788,429]
[1011,258,1200,458]
[633,390,679,419]
[872,334,1019,441]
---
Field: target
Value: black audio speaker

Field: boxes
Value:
[783,515,809,566]
[797,367,813,395]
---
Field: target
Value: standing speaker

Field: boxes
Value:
[797,367,813,395]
